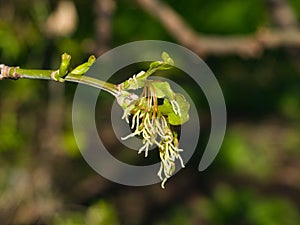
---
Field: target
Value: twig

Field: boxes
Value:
[0,63,119,97]
[136,0,300,57]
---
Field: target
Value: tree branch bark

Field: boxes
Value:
[266,0,298,30]
[136,0,300,58]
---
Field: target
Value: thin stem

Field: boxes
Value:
[66,73,118,96]
[0,65,119,97]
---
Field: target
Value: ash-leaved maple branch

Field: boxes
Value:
[0,52,190,188]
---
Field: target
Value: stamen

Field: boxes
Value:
[122,112,129,123]
[138,142,151,157]
[134,113,141,132]
[155,122,165,137]
[161,178,167,189]
[171,100,181,116]
[143,113,153,135]
[157,163,163,180]
[131,110,140,129]
[141,128,151,140]
[178,154,185,168]
[121,131,140,140]
[154,140,163,148]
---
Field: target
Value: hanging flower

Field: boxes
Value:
[120,78,188,188]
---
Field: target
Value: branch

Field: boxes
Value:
[266,0,298,30]
[0,52,191,189]
[136,0,300,57]
[0,56,119,97]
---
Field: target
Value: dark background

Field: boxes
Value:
[0,0,300,224]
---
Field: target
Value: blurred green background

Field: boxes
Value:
[1,0,300,224]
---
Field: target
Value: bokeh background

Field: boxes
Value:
[1,0,300,224]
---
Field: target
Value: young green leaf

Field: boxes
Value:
[157,94,190,125]
[71,55,96,75]
[161,52,174,66]
[59,53,71,77]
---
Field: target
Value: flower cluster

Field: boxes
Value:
[121,81,185,188]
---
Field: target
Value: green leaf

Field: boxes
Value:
[152,80,190,125]
[71,55,96,75]
[152,81,175,99]
[59,53,71,77]
[157,93,190,125]
[162,52,174,66]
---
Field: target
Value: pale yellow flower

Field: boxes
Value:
[121,81,185,188]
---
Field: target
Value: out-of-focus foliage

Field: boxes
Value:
[53,200,119,225]
[165,0,267,34]
[0,0,300,225]
[199,185,300,225]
